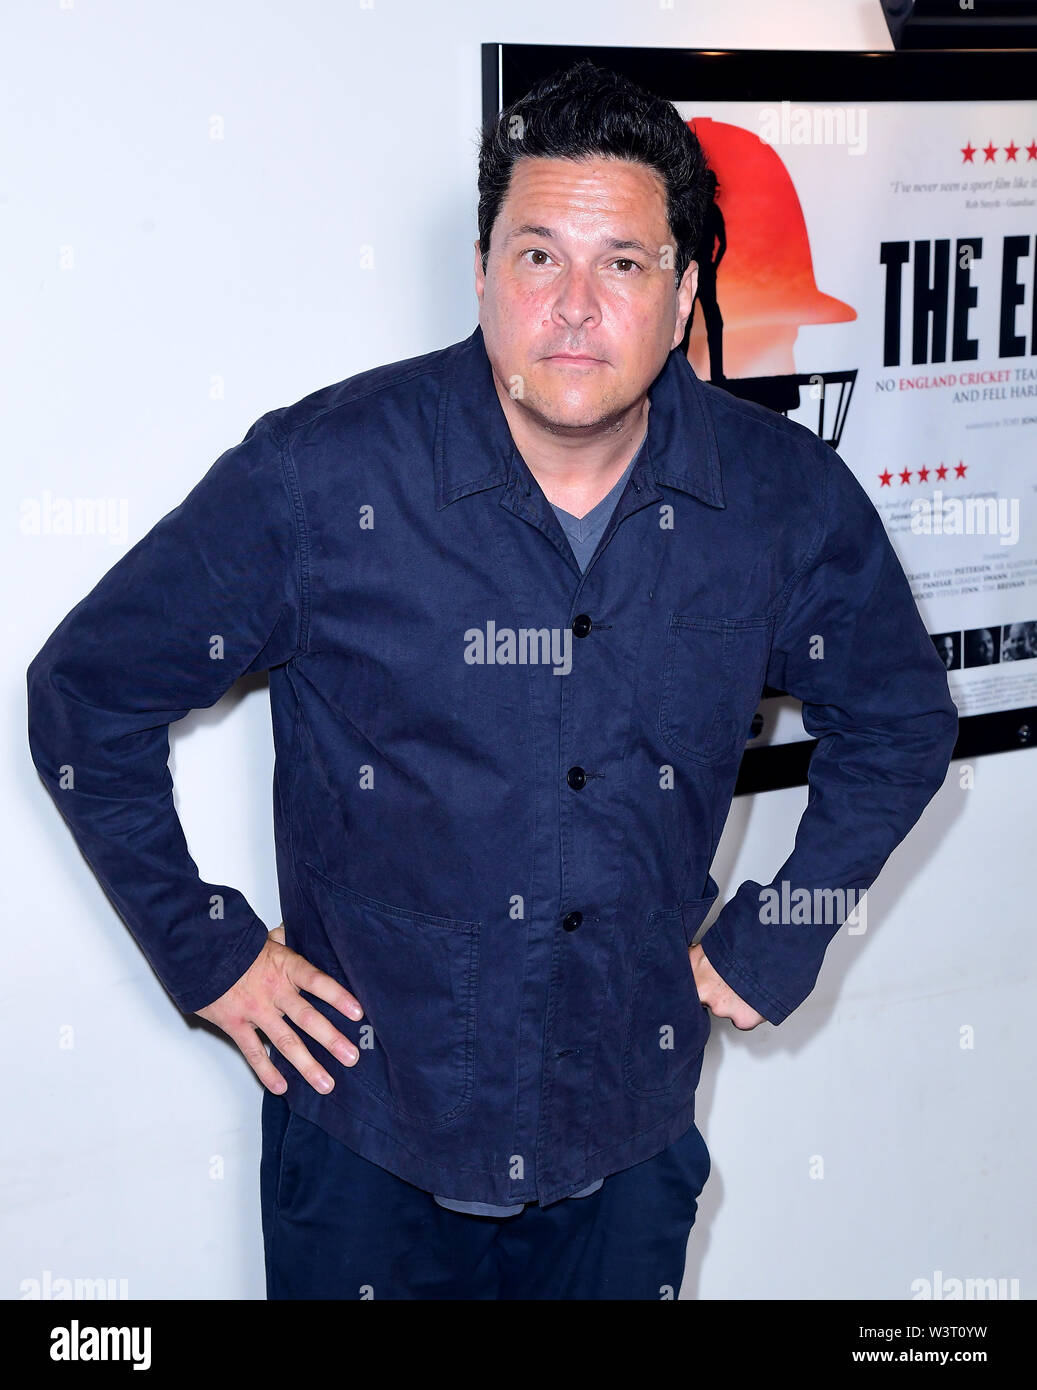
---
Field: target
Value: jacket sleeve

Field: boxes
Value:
[26,413,306,1014]
[701,448,959,1024]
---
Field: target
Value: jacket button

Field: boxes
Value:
[562,911,583,932]
[566,766,587,790]
[572,613,592,638]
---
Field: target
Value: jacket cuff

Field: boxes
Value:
[700,876,831,1025]
[168,916,271,1014]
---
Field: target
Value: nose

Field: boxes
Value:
[550,264,602,335]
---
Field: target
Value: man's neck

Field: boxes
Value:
[494,386,650,520]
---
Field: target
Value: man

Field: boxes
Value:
[1001,622,1036,662]
[965,627,997,667]
[26,60,959,1300]
[933,633,958,671]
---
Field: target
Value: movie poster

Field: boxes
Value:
[673,96,1037,750]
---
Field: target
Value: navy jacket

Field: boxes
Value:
[26,324,959,1206]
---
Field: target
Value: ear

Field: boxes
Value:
[474,240,485,304]
[673,259,699,350]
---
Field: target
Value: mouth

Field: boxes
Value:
[544,354,606,366]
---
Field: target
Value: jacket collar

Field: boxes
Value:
[434,323,726,511]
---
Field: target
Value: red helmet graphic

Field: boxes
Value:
[686,117,856,380]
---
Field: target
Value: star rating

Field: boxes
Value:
[963,139,1037,162]
[883,461,965,488]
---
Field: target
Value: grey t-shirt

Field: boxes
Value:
[547,432,645,572]
[433,431,647,1218]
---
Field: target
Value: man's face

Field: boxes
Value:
[1005,624,1027,660]
[937,636,954,669]
[474,155,697,436]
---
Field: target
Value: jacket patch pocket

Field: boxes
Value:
[659,614,774,767]
[622,887,719,1100]
[304,862,480,1128]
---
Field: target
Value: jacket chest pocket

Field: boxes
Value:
[623,886,719,1099]
[659,614,774,767]
[304,863,480,1128]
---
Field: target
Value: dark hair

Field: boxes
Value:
[477,59,713,289]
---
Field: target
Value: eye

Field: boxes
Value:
[519,249,644,273]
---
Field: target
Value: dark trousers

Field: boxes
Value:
[260,1089,711,1300]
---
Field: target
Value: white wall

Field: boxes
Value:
[6,0,1032,1301]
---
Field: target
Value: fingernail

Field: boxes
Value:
[317,1074,333,1092]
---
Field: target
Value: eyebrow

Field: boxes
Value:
[505,224,654,256]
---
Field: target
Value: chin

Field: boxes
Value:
[535,401,608,430]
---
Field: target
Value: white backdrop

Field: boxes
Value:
[5,0,1033,1301]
